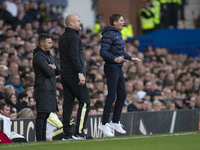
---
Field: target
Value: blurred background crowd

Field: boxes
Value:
[0,0,199,121]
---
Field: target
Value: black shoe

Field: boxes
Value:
[62,135,73,140]
[72,133,93,140]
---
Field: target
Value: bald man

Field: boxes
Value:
[59,14,91,140]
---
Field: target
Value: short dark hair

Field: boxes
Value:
[0,102,6,110]
[38,34,51,46]
[18,92,28,101]
[109,14,122,26]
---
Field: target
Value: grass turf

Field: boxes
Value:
[1,131,200,150]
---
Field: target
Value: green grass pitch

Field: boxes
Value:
[1,132,200,150]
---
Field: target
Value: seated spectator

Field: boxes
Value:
[94,100,104,114]
[141,99,151,111]
[182,99,190,109]
[89,106,97,115]
[8,62,18,75]
[28,96,35,108]
[128,95,143,112]
[6,73,24,93]
[24,83,34,97]
[0,102,26,142]
[174,96,183,109]
[189,96,199,109]
[122,104,127,113]
[152,100,162,111]
[5,93,17,108]
[2,84,15,97]
[16,92,29,112]
[9,106,17,119]
[26,1,40,21]
[8,54,20,67]
[5,0,18,17]
[0,76,5,100]
[13,6,31,28]
[17,108,34,118]
[0,65,8,78]
[0,1,14,25]
[166,102,176,111]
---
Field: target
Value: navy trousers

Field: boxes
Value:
[102,64,126,124]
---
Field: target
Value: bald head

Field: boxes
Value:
[65,14,82,31]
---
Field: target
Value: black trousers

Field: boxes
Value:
[169,3,179,28]
[35,112,50,141]
[61,78,90,136]
[102,65,126,125]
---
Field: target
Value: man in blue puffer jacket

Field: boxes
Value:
[98,14,142,137]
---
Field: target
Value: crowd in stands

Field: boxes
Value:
[0,0,200,122]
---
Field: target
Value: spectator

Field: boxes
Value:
[166,102,176,111]
[9,106,17,119]
[0,102,26,142]
[127,95,143,112]
[16,92,29,112]
[189,96,198,109]
[17,107,34,118]
[0,65,8,78]
[13,6,32,28]
[2,84,15,97]
[152,100,162,111]
[6,73,24,93]
[0,1,14,25]
[174,96,183,109]
[8,62,18,75]
[0,102,10,117]
[5,93,17,108]
[5,0,18,17]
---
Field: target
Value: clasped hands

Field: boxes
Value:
[49,63,56,69]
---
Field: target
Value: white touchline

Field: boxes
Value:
[0,132,198,149]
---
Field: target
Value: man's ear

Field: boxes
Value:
[113,21,117,26]
[69,21,73,27]
[39,42,44,47]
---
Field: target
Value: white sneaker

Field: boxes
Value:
[109,121,126,134]
[98,123,114,137]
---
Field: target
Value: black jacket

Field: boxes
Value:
[59,27,85,78]
[33,47,60,113]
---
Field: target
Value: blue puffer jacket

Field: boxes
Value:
[100,26,132,67]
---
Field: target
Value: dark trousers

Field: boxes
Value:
[36,112,50,141]
[61,78,90,136]
[102,65,126,125]
[169,3,179,28]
